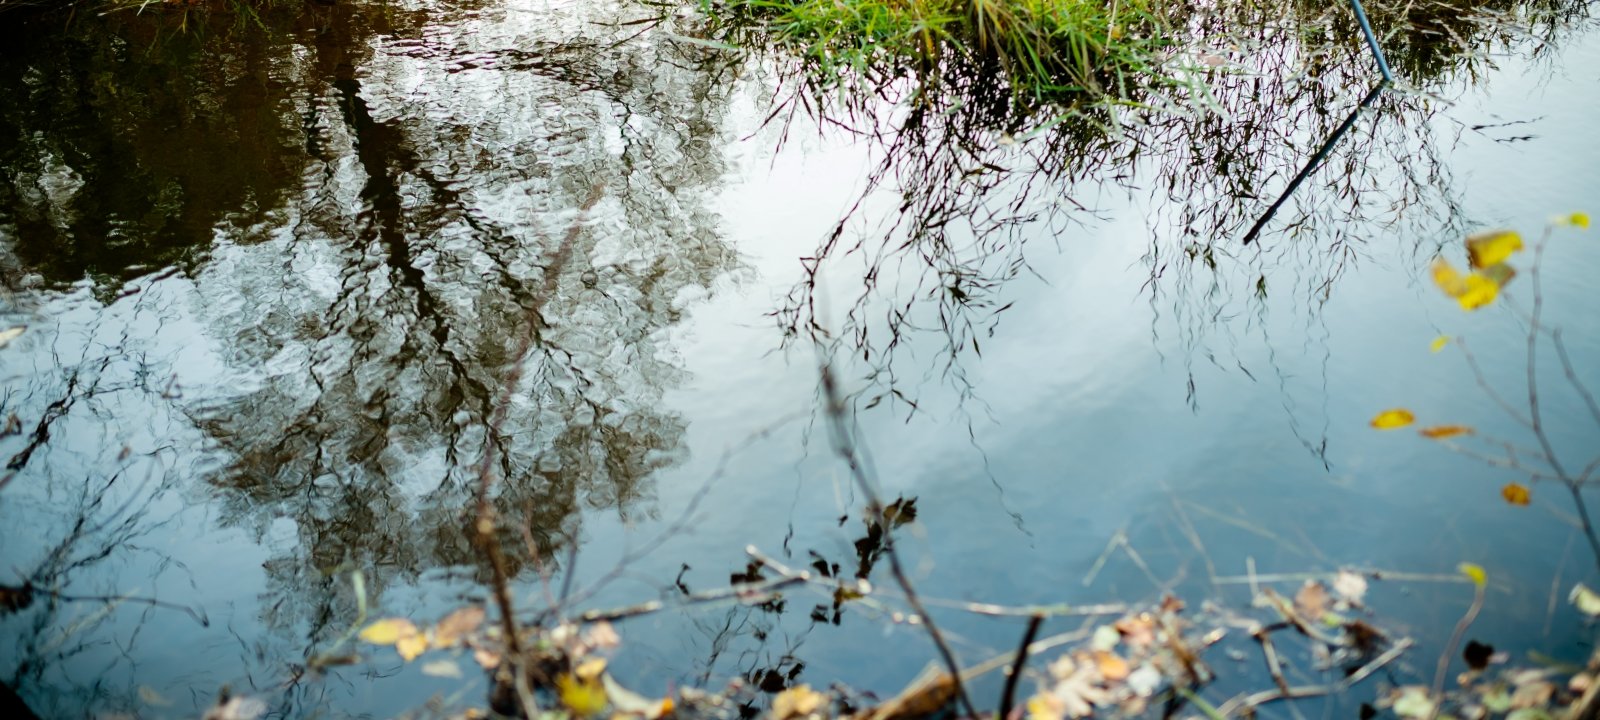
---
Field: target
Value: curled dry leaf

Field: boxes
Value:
[1370,409,1416,430]
[772,685,826,720]
[432,606,484,648]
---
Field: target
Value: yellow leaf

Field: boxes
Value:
[1459,563,1487,588]
[1501,482,1531,506]
[558,672,609,717]
[1430,335,1451,353]
[576,657,608,682]
[1370,408,1416,430]
[1419,425,1473,439]
[1562,212,1591,229]
[359,618,418,646]
[1465,230,1523,269]
[1431,258,1470,297]
[396,632,429,661]
[1457,273,1499,310]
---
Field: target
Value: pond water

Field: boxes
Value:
[1,0,1598,717]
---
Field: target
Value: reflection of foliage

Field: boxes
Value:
[159,0,747,648]
[0,8,310,292]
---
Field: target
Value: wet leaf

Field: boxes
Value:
[558,672,609,717]
[359,618,419,646]
[1570,583,1600,616]
[1457,273,1500,310]
[0,326,23,349]
[1294,580,1330,620]
[1420,425,1474,439]
[1370,409,1416,430]
[1090,624,1120,652]
[1502,482,1532,506]
[1510,679,1555,709]
[1044,655,1109,718]
[1125,665,1162,698]
[772,685,826,719]
[396,632,429,661]
[1463,640,1494,671]
[1466,230,1523,269]
[472,645,502,670]
[1480,262,1517,288]
[1391,687,1435,718]
[1113,615,1156,649]
[603,674,673,719]
[1560,212,1590,229]
[575,656,607,681]
[432,606,484,648]
[1460,563,1487,588]
[1093,651,1129,682]
[1481,687,1514,713]
[422,659,463,678]
[1432,258,1471,297]
[1430,335,1451,353]
[1332,570,1368,606]
[583,620,620,651]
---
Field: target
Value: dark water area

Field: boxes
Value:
[1,0,1598,717]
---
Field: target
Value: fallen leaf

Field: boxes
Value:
[1432,258,1471,297]
[1567,212,1591,229]
[1510,680,1554,709]
[772,685,826,719]
[1370,409,1416,430]
[1094,651,1130,682]
[1502,483,1532,506]
[583,620,621,651]
[558,672,609,717]
[1294,580,1330,620]
[1457,273,1500,310]
[576,656,608,681]
[359,618,419,646]
[1332,570,1369,606]
[1125,665,1162,697]
[432,606,484,648]
[1420,425,1473,439]
[1466,230,1523,269]
[1430,335,1451,353]
[603,674,673,719]
[1027,692,1067,720]
[1045,655,1110,719]
[1391,686,1435,718]
[0,326,23,349]
[422,659,463,678]
[1460,563,1487,588]
[472,645,502,670]
[396,632,429,661]
[1570,583,1600,616]
[1113,615,1157,649]
[1089,625,1120,652]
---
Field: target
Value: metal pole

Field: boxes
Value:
[1347,0,1395,83]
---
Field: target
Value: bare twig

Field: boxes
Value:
[998,614,1045,720]
[1214,639,1413,717]
[1430,579,1484,718]
[818,361,981,720]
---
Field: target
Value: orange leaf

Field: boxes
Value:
[1370,408,1416,430]
[1094,651,1130,682]
[1419,425,1473,439]
[1501,483,1531,506]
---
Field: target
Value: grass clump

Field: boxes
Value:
[702,0,1175,105]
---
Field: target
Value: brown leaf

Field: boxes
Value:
[433,606,485,648]
[1294,580,1330,620]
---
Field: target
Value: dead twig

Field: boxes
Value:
[998,614,1045,720]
